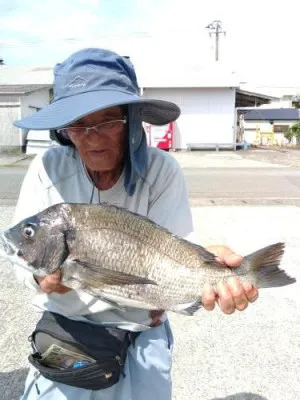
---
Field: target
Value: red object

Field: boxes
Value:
[144,122,174,150]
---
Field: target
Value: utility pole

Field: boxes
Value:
[206,20,226,61]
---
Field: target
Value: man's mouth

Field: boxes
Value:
[87,149,107,155]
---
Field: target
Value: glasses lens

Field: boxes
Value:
[59,119,126,138]
[99,120,124,132]
[58,128,70,138]
[67,127,86,135]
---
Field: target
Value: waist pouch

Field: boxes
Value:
[28,311,141,390]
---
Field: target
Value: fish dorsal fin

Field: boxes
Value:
[186,242,220,265]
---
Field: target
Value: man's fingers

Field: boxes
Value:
[201,284,216,311]
[201,278,259,315]
[223,254,243,267]
[243,282,259,303]
[216,282,235,314]
[205,245,243,267]
[53,285,72,294]
[227,278,249,311]
[46,270,62,284]
[40,281,70,294]
[35,270,71,294]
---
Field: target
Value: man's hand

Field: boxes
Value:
[202,245,259,314]
[34,270,71,294]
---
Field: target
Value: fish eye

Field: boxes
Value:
[22,224,36,239]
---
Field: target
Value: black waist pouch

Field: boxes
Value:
[28,311,140,390]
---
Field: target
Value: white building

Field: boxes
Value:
[0,84,52,151]
[0,66,53,152]
[138,67,277,150]
[242,108,300,146]
[0,64,277,153]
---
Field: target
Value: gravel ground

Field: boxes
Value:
[237,147,300,168]
[0,205,299,400]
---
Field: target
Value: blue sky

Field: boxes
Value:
[0,0,300,89]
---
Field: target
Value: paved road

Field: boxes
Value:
[2,166,300,206]
[184,167,300,205]
[0,167,25,205]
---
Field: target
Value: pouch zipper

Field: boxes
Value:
[29,329,95,357]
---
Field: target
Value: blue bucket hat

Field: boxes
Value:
[13,48,181,195]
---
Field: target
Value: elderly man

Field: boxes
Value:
[13,48,258,400]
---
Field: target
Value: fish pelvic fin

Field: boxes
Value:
[171,298,202,316]
[242,242,296,288]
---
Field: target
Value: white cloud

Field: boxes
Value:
[127,0,300,86]
[1,0,300,87]
[0,4,103,42]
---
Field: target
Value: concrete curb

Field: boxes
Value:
[0,149,293,169]
[169,151,290,169]
[0,155,34,167]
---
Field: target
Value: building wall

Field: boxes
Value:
[244,120,299,146]
[20,88,50,118]
[0,94,21,149]
[0,88,50,150]
[20,88,51,145]
[142,87,236,149]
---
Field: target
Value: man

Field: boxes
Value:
[13,48,258,399]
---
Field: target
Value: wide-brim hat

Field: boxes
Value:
[13,48,180,130]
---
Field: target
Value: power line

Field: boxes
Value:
[0,33,151,49]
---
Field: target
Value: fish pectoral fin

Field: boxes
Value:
[69,259,158,286]
[171,298,202,316]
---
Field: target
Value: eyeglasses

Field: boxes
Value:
[58,117,127,138]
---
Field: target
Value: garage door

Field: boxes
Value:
[0,105,20,147]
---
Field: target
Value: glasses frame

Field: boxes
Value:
[58,117,127,138]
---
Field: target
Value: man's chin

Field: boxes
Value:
[84,159,118,173]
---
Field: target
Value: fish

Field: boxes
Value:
[0,202,296,315]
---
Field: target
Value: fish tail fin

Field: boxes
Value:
[242,242,296,288]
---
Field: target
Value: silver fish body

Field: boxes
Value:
[1,203,296,314]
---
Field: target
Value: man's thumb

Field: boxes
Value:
[225,253,243,267]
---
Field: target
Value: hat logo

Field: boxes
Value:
[68,76,87,88]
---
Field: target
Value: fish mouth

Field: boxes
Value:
[0,232,22,257]
[3,240,15,255]
[0,231,29,270]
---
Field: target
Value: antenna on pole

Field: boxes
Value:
[206,20,226,61]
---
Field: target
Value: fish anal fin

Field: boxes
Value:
[171,299,202,316]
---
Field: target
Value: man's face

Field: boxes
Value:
[66,106,127,172]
